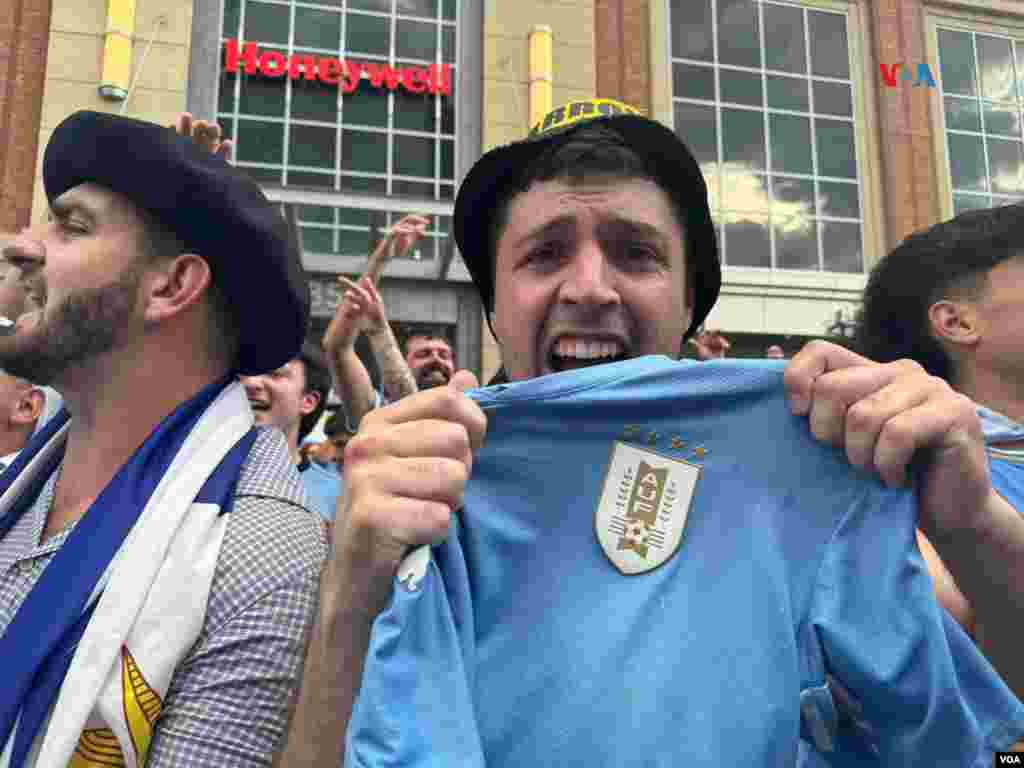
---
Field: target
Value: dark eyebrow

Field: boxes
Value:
[513,215,576,249]
[599,215,672,251]
[50,198,98,225]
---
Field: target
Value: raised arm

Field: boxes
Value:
[322,281,380,430]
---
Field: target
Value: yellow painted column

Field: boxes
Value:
[528,24,553,127]
[99,0,136,101]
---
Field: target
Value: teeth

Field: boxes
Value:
[553,338,624,359]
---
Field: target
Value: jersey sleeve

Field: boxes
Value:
[803,486,1024,765]
[345,522,484,768]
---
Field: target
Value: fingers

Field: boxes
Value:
[871,396,975,488]
[784,339,874,414]
[361,383,488,453]
[216,138,233,160]
[176,112,193,137]
[450,369,480,392]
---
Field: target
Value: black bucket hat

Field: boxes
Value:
[44,110,310,375]
[453,97,720,342]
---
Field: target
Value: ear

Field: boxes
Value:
[929,300,980,348]
[12,387,44,428]
[142,254,213,326]
[299,389,321,417]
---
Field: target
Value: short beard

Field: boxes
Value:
[1,264,142,385]
[416,367,451,389]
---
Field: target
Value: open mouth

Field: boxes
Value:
[248,400,271,413]
[548,338,629,373]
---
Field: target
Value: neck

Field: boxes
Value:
[958,365,1024,429]
[43,345,230,539]
[0,424,31,458]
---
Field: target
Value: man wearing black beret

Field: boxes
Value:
[0,111,326,767]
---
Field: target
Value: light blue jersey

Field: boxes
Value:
[346,356,1024,766]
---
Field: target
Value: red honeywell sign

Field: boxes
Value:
[223,39,452,96]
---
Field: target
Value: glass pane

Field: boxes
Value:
[817,181,860,219]
[775,218,818,270]
[350,0,391,10]
[440,138,454,180]
[720,69,763,107]
[813,81,852,117]
[223,0,240,37]
[721,171,768,214]
[343,82,388,126]
[764,2,806,74]
[977,35,1015,102]
[988,137,1024,194]
[674,102,718,167]
[442,26,455,63]
[771,175,815,226]
[670,0,713,62]
[236,119,284,163]
[342,175,388,194]
[441,94,455,134]
[673,62,715,102]
[339,208,371,227]
[443,0,456,21]
[808,10,849,79]
[346,13,390,56]
[218,74,237,114]
[815,119,856,178]
[938,28,977,96]
[244,1,290,45]
[301,228,335,253]
[239,165,282,183]
[390,178,433,196]
[218,117,234,143]
[717,0,760,69]
[292,79,339,121]
[722,107,765,172]
[237,63,286,115]
[342,130,387,172]
[288,170,335,188]
[821,221,862,272]
[393,134,435,177]
[396,19,437,60]
[339,228,374,255]
[295,7,340,50]
[396,0,437,18]
[290,124,337,169]
[983,102,1021,138]
[239,67,286,116]
[953,193,991,215]
[1017,40,1024,101]
[770,114,812,174]
[393,86,436,132]
[766,75,808,112]
[944,96,980,132]
[947,133,987,191]
[300,205,334,224]
[440,183,454,200]
[724,216,770,267]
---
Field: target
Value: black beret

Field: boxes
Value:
[43,110,310,375]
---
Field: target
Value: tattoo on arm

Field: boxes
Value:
[368,325,417,402]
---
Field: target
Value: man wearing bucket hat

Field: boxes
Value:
[278,99,1024,764]
[0,111,326,767]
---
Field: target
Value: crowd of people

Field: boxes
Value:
[0,95,1022,766]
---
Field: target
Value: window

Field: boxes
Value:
[668,0,864,273]
[297,204,452,262]
[218,0,457,199]
[935,26,1024,215]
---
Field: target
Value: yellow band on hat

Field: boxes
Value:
[528,98,643,138]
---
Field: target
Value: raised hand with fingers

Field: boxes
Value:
[366,213,431,284]
[175,112,234,160]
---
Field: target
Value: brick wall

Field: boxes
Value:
[0,0,50,232]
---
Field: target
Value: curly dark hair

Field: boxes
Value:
[854,202,1024,383]
[295,340,330,442]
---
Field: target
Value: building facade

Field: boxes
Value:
[2,0,1022,379]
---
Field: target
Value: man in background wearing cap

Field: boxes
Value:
[0,111,326,767]
[278,99,1024,764]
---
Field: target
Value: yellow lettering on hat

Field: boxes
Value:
[529,98,642,137]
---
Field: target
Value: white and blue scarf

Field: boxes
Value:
[0,378,257,768]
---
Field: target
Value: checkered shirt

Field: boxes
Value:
[0,426,329,767]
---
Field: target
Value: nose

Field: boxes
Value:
[240,376,265,398]
[557,239,620,308]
